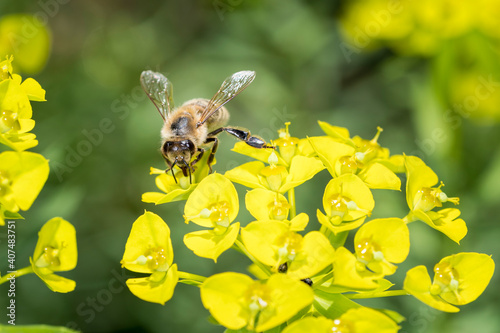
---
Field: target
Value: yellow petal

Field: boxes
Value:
[30,258,76,294]
[225,161,267,190]
[183,223,240,262]
[126,265,178,305]
[241,221,290,267]
[280,155,324,192]
[200,272,254,330]
[414,208,467,244]
[0,151,49,211]
[358,162,401,190]
[332,247,380,291]
[287,231,336,280]
[21,77,46,101]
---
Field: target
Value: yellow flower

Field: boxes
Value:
[121,211,178,305]
[404,252,495,312]
[31,217,77,293]
[0,151,49,221]
[226,123,324,193]
[226,152,324,193]
[317,174,375,233]
[311,122,401,190]
[329,247,381,291]
[241,221,335,279]
[200,272,314,331]
[183,173,240,262]
[354,218,410,276]
[245,188,308,231]
[282,307,400,333]
[142,150,212,204]
[404,155,466,243]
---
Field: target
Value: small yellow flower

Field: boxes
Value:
[329,247,381,291]
[200,272,314,331]
[241,221,335,279]
[354,218,410,276]
[121,211,178,305]
[313,121,402,190]
[0,79,37,150]
[317,174,375,233]
[245,188,308,231]
[31,217,77,293]
[183,173,240,261]
[142,150,212,205]
[404,155,466,243]
[404,252,495,312]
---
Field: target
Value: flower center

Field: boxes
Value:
[338,156,363,174]
[355,237,383,264]
[430,262,460,296]
[268,197,290,220]
[207,201,231,227]
[35,246,61,268]
[0,170,13,197]
[328,193,351,220]
[143,246,169,271]
[0,109,19,133]
[330,318,353,333]
[275,231,303,265]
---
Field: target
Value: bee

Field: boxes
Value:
[140,70,274,183]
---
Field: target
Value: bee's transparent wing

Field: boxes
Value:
[140,70,174,121]
[197,70,255,127]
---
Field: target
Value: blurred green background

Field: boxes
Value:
[1,0,499,332]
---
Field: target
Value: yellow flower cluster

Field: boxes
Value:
[121,119,494,332]
[0,56,77,293]
[340,1,500,121]
[340,0,500,56]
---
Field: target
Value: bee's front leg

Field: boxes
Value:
[204,137,218,174]
[208,127,274,149]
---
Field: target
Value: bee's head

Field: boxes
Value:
[162,140,196,182]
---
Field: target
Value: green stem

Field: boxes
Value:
[288,187,296,219]
[177,271,207,283]
[0,266,34,285]
[329,230,348,249]
[345,289,409,299]
[312,270,334,290]
[234,238,272,277]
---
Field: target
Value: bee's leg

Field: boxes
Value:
[190,148,205,170]
[181,160,192,184]
[204,137,218,173]
[207,127,274,149]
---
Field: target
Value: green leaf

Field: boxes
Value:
[312,290,360,319]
